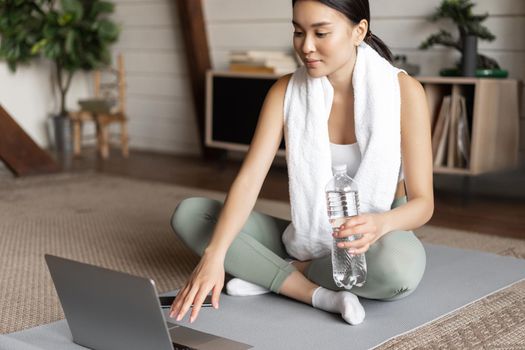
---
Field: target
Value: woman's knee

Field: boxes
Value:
[378,261,422,300]
[170,197,222,253]
[171,197,219,228]
[367,232,426,300]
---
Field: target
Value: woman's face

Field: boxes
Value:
[292,0,365,78]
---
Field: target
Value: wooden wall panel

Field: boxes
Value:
[124,52,187,75]
[371,0,525,17]
[126,76,191,99]
[106,0,199,155]
[115,28,183,51]
[112,2,177,27]
[126,98,194,121]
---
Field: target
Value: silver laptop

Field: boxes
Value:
[45,254,252,350]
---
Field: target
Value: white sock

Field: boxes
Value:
[226,278,271,296]
[226,258,294,296]
[311,287,365,325]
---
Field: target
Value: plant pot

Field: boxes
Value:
[461,35,478,77]
[52,114,73,155]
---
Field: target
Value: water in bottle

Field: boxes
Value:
[325,164,367,289]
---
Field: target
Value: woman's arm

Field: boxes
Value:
[336,73,434,254]
[170,74,291,322]
[205,74,291,258]
[381,73,434,232]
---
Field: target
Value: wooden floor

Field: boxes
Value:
[64,148,525,240]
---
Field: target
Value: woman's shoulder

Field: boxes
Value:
[264,73,293,102]
[397,72,425,98]
[272,73,293,93]
[397,72,429,126]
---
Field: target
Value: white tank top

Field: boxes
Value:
[330,142,404,182]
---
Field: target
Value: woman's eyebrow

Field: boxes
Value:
[292,20,333,28]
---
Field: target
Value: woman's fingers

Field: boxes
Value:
[336,227,372,251]
[336,224,368,240]
[189,288,211,323]
[169,286,189,318]
[211,284,221,309]
[168,253,225,323]
[175,286,199,321]
[349,242,370,255]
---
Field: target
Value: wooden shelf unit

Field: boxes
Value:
[419,77,521,175]
[206,71,521,176]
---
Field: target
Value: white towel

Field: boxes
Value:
[282,42,405,260]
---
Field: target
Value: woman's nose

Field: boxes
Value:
[301,35,315,54]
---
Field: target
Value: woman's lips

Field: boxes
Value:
[305,60,321,68]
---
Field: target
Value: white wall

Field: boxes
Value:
[204,0,525,162]
[111,0,200,155]
[0,60,90,147]
[1,0,523,161]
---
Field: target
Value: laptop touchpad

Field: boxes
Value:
[169,325,220,347]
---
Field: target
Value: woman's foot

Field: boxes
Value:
[226,278,270,296]
[311,287,365,325]
[226,258,296,296]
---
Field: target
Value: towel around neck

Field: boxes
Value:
[281,42,405,260]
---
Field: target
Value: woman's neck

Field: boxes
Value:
[327,53,357,96]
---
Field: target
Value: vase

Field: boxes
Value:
[52,114,73,155]
[461,35,478,77]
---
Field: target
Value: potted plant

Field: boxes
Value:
[0,0,120,153]
[419,0,506,77]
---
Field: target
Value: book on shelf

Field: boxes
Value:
[229,55,298,67]
[456,96,471,168]
[447,93,462,168]
[431,95,451,160]
[228,50,299,75]
[431,94,471,169]
[230,50,293,60]
[433,97,451,167]
[228,64,276,74]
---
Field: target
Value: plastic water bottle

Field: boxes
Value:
[325,164,367,289]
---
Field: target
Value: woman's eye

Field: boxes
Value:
[316,32,329,38]
[293,31,304,37]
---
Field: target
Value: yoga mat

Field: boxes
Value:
[2,243,525,349]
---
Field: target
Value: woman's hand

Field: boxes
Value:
[169,251,225,323]
[333,213,388,255]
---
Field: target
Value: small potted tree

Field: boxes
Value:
[419,0,507,78]
[0,0,120,153]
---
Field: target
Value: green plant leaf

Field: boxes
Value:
[97,19,118,41]
[30,38,47,54]
[0,0,120,113]
[90,1,114,17]
[61,0,83,21]
[57,12,73,25]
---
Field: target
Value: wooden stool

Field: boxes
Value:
[69,54,129,159]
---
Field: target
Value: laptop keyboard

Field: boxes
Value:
[172,342,198,350]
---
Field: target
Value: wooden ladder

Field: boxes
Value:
[0,104,59,176]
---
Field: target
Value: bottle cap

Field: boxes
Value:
[333,164,347,173]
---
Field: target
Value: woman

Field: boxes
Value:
[169,0,433,326]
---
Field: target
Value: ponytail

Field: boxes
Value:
[364,31,394,63]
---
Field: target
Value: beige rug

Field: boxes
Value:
[0,174,524,348]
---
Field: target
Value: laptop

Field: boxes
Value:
[44,254,252,350]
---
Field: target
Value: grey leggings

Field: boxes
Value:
[171,196,426,301]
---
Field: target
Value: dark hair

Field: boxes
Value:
[292,0,393,63]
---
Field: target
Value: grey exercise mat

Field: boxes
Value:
[2,243,525,350]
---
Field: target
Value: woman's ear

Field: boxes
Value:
[354,19,368,46]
